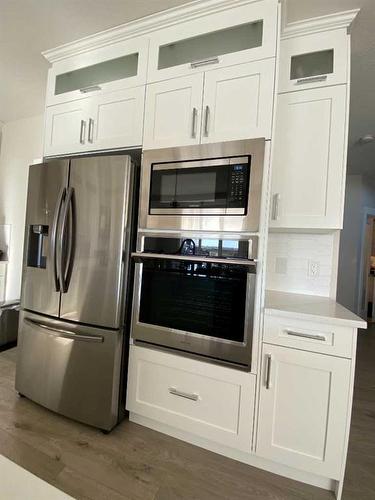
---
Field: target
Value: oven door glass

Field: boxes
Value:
[138,258,248,342]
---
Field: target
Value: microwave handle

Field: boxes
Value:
[132,252,257,271]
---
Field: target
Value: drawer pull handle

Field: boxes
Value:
[190,57,219,69]
[285,330,326,341]
[265,354,272,390]
[169,387,199,401]
[80,85,102,93]
[295,75,328,85]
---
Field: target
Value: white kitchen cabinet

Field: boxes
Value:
[127,345,255,452]
[270,85,347,229]
[143,74,204,149]
[44,99,90,157]
[144,60,275,149]
[279,29,348,93]
[44,87,145,156]
[46,37,149,106]
[147,0,278,83]
[202,59,275,144]
[91,87,145,150]
[257,344,351,479]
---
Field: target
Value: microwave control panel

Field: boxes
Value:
[228,164,248,207]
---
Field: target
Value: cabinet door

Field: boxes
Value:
[202,60,275,143]
[257,344,351,479]
[270,85,347,229]
[90,86,145,150]
[143,74,204,150]
[44,99,90,157]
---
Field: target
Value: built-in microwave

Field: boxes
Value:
[139,139,265,232]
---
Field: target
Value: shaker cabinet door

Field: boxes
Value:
[270,85,347,229]
[202,59,275,143]
[257,344,351,479]
[143,73,204,150]
[90,86,145,150]
[44,99,90,157]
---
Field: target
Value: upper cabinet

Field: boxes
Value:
[279,30,349,93]
[147,0,278,83]
[45,37,149,107]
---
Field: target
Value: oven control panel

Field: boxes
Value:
[228,164,248,207]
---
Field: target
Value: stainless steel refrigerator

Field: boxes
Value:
[15,155,137,431]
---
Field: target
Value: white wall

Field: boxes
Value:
[337,174,375,313]
[0,115,44,301]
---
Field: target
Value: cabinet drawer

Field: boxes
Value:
[263,315,354,358]
[279,29,348,93]
[127,345,255,451]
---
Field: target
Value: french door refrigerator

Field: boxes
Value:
[15,155,137,431]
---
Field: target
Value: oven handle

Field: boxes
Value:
[131,252,257,270]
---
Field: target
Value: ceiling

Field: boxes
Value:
[0,0,374,175]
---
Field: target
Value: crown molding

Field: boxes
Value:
[42,0,266,64]
[281,8,360,40]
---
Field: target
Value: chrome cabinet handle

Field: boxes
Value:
[191,107,198,138]
[204,105,210,137]
[24,318,103,343]
[190,57,219,69]
[131,252,257,270]
[265,354,272,390]
[79,85,102,93]
[295,75,328,85]
[88,118,94,143]
[79,120,86,144]
[169,387,199,401]
[271,193,280,221]
[285,330,327,341]
[50,187,65,292]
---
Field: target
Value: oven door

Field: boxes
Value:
[131,254,256,369]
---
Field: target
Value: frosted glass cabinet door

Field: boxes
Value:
[257,344,351,478]
[279,30,348,92]
[147,0,278,82]
[201,59,275,143]
[143,74,204,150]
[270,85,347,229]
[46,37,149,106]
[44,100,91,157]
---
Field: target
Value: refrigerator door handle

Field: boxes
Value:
[50,187,66,292]
[24,317,104,343]
[58,187,75,293]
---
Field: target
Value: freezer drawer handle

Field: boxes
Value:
[169,387,199,401]
[24,318,104,343]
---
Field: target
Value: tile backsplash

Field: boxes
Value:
[266,233,335,297]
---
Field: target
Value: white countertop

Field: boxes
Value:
[265,290,367,329]
[0,455,74,500]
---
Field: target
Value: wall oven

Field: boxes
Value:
[139,139,265,232]
[131,234,258,369]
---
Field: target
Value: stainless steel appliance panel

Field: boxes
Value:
[21,160,69,317]
[15,311,122,430]
[139,139,265,232]
[59,156,133,328]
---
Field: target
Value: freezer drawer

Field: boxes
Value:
[15,311,123,431]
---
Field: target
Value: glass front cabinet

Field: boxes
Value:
[45,37,149,106]
[278,29,349,92]
[147,0,278,83]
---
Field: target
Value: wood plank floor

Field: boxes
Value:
[0,329,373,500]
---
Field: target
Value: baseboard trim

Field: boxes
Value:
[130,412,336,493]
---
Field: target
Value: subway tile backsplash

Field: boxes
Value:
[266,233,335,297]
